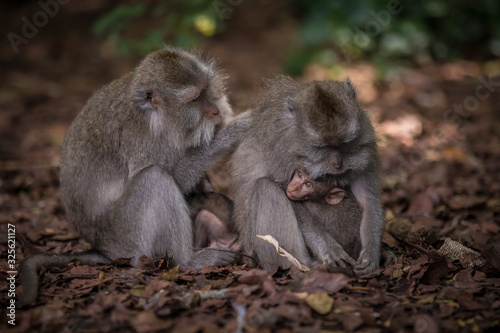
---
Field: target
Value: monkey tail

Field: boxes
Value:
[18,251,111,306]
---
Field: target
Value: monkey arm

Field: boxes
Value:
[294,203,356,268]
[351,172,384,275]
[238,177,312,271]
[173,117,251,195]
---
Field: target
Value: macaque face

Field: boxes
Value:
[176,78,226,148]
[185,83,222,124]
[286,169,346,205]
[135,49,232,148]
[286,169,316,201]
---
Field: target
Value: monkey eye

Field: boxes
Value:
[297,171,303,178]
[146,92,153,100]
[305,182,312,189]
[191,93,201,101]
[314,143,328,149]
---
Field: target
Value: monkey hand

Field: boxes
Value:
[229,241,242,252]
[209,237,242,252]
[211,117,251,153]
[321,243,357,269]
[173,117,250,195]
[187,246,240,270]
[354,249,380,275]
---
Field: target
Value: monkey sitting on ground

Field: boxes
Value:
[230,75,384,275]
[19,46,248,305]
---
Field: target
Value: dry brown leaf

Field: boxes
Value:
[130,285,148,298]
[162,265,179,281]
[304,293,334,315]
[129,312,173,333]
[237,269,276,297]
[297,270,349,294]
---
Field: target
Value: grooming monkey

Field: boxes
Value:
[19,47,247,305]
[230,75,384,275]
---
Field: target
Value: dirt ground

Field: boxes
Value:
[1,1,500,332]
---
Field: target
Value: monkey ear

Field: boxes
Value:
[345,78,357,98]
[326,189,345,205]
[133,85,160,112]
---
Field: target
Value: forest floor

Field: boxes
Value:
[1,1,500,332]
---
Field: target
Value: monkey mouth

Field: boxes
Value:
[210,115,222,126]
[328,166,345,175]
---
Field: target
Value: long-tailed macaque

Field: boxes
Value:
[19,46,248,305]
[230,75,384,275]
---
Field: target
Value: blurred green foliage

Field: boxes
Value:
[92,0,237,55]
[93,0,500,75]
[287,0,500,75]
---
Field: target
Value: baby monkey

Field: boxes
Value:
[192,192,241,251]
[286,169,346,205]
[285,168,360,270]
[286,168,394,271]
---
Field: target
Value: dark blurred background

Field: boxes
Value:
[1,0,500,162]
[2,3,500,330]
[1,0,499,245]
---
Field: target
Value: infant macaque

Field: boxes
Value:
[286,168,394,272]
[286,169,345,205]
[192,192,241,252]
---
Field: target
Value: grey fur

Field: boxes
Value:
[294,194,362,269]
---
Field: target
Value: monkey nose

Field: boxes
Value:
[208,106,219,115]
[204,99,220,116]
[329,151,342,169]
